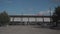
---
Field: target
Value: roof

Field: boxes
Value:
[9,15,51,18]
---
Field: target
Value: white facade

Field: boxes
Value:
[36,18,43,22]
[10,17,50,22]
[44,18,50,22]
[10,17,13,21]
[14,17,21,21]
[29,17,35,22]
[22,17,28,22]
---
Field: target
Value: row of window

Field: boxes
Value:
[10,17,50,22]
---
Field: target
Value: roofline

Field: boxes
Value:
[9,15,51,17]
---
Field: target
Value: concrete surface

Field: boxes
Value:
[0,25,60,34]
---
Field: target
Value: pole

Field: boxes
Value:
[49,8,51,24]
[21,11,23,25]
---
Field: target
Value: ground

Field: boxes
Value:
[0,25,60,34]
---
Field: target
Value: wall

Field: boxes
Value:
[10,17,50,22]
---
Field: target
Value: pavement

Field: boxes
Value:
[0,25,60,34]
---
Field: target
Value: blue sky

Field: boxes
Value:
[0,0,59,15]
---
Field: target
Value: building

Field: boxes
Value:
[9,15,51,25]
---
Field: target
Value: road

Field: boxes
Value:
[0,25,60,34]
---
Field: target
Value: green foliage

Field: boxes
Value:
[52,6,60,27]
[52,6,60,21]
[0,11,10,26]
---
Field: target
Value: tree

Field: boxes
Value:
[0,11,10,26]
[52,6,60,27]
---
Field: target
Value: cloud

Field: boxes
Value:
[52,0,60,2]
[7,0,13,3]
[37,10,54,16]
[19,8,34,12]
[5,0,13,4]
[0,0,13,4]
[20,14,35,15]
[51,0,60,3]
[28,8,34,11]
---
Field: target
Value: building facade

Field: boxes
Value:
[9,15,51,25]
